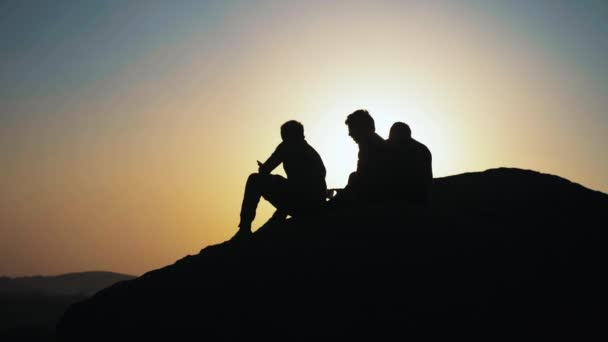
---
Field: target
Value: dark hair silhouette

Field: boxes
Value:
[389,122,411,143]
[345,109,375,132]
[345,109,377,145]
[280,120,305,142]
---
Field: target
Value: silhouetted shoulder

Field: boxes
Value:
[414,139,431,158]
[273,141,287,155]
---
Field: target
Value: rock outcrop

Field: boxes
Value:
[57,168,608,341]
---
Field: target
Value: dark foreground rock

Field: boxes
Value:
[57,168,608,341]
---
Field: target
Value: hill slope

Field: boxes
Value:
[57,168,608,341]
[0,271,136,296]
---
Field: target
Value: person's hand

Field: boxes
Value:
[257,160,264,173]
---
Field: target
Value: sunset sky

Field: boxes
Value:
[1,1,607,276]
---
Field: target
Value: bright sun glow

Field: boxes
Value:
[304,79,452,189]
[4,1,606,277]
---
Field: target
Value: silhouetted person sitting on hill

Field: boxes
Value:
[233,120,327,240]
[329,109,390,207]
[387,122,433,205]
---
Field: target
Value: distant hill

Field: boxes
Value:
[57,168,608,341]
[0,271,136,296]
[0,271,135,341]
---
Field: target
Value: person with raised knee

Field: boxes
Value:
[233,120,327,240]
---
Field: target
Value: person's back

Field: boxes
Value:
[277,140,327,200]
[388,122,433,205]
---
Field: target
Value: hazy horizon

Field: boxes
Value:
[2,1,607,276]
[0,270,138,278]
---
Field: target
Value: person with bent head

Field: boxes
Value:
[233,120,327,240]
[330,109,391,206]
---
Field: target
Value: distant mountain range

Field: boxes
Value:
[0,271,135,341]
[0,271,136,296]
[57,168,608,341]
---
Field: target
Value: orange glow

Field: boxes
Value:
[1,2,606,276]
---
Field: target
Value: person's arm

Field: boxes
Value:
[258,143,284,174]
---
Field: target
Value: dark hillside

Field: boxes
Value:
[57,168,608,341]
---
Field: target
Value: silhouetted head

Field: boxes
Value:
[345,109,375,144]
[389,122,411,144]
[281,120,305,142]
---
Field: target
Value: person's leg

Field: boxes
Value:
[266,183,326,220]
[269,208,288,222]
[238,173,292,231]
[238,173,267,233]
[259,174,291,213]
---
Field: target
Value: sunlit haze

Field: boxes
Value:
[1,1,607,276]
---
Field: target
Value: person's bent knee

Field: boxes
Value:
[247,173,260,183]
[247,173,271,188]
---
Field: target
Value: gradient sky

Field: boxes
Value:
[1,0,607,276]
